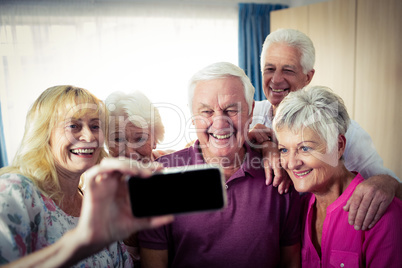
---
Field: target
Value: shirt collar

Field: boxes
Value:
[190,140,262,180]
[189,140,206,165]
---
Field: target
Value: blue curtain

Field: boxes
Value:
[238,3,288,101]
[0,101,8,168]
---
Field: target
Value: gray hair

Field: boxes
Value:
[273,86,350,153]
[105,91,165,144]
[188,62,255,115]
[260,28,315,74]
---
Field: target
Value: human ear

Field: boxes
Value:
[337,134,346,159]
[248,101,255,126]
[305,69,315,86]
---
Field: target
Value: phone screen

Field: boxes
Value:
[127,166,227,217]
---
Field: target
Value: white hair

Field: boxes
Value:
[188,62,255,115]
[273,85,350,153]
[260,28,315,74]
[105,91,164,144]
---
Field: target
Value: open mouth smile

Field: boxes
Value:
[271,88,289,93]
[70,148,96,156]
[293,169,312,177]
[210,133,233,140]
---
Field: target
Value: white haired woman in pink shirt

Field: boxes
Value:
[273,85,402,268]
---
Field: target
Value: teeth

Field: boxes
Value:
[272,88,286,92]
[296,170,311,176]
[71,148,95,154]
[212,133,232,140]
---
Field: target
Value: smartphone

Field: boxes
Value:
[127,164,227,218]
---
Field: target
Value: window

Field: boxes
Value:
[0,2,238,160]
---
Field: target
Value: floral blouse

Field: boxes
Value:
[0,173,133,267]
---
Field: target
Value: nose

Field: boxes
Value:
[211,113,231,130]
[79,125,95,142]
[271,70,284,84]
[286,151,303,170]
[125,143,138,159]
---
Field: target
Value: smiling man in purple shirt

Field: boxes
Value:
[138,62,301,268]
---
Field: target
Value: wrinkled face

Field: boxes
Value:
[262,43,313,109]
[276,126,343,194]
[192,77,253,163]
[109,117,154,163]
[50,109,104,175]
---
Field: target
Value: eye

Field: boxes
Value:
[300,146,311,152]
[279,148,288,154]
[134,137,147,143]
[284,69,296,74]
[114,137,125,143]
[66,123,80,131]
[225,109,238,117]
[91,124,100,130]
[201,110,213,117]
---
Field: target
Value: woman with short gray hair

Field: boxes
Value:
[273,86,402,268]
[106,91,166,163]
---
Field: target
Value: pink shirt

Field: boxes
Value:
[301,173,402,268]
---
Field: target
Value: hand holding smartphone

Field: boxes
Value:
[127,164,227,218]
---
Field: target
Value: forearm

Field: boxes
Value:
[2,228,101,268]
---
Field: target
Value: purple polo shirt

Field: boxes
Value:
[138,140,301,268]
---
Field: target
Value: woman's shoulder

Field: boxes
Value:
[0,172,41,202]
[379,197,402,221]
[0,172,36,188]
[367,197,402,236]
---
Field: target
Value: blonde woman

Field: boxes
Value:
[0,85,172,267]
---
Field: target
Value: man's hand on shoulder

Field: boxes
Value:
[247,123,275,146]
[343,174,399,230]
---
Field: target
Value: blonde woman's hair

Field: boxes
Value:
[0,85,108,203]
